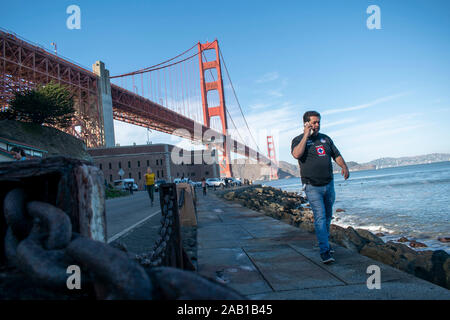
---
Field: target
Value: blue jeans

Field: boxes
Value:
[146,185,155,203]
[304,181,335,255]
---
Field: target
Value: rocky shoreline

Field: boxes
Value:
[216,185,450,290]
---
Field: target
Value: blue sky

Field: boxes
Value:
[2,0,450,165]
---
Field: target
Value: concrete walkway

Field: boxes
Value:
[196,191,450,300]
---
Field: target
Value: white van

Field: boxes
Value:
[113,179,138,191]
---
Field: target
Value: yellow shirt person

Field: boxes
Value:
[145,168,156,206]
[145,171,155,186]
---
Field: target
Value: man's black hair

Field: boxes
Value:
[303,111,321,123]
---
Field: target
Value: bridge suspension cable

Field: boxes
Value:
[200,51,247,146]
[219,47,261,153]
[110,42,215,79]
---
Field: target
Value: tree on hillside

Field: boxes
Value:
[2,82,75,128]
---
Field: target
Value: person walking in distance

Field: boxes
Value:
[201,177,207,196]
[145,167,156,206]
[291,111,349,264]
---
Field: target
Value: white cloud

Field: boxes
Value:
[248,102,272,110]
[322,92,410,116]
[256,72,279,83]
[268,89,283,98]
[325,113,429,162]
[321,118,358,129]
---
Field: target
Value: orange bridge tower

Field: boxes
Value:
[198,40,232,177]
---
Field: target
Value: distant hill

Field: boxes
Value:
[332,161,376,173]
[364,153,450,169]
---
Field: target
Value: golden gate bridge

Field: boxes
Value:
[0,28,278,178]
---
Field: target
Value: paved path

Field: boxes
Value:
[196,192,450,300]
[106,191,161,249]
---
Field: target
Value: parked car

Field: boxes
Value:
[206,178,225,188]
[113,179,138,191]
[154,179,167,192]
[223,177,231,186]
[190,181,202,188]
[173,178,190,184]
[230,177,242,186]
[173,178,200,188]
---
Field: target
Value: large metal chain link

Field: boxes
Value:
[2,186,244,299]
[3,187,152,298]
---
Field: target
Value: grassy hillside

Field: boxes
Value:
[0,120,92,161]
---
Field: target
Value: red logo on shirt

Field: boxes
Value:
[315,145,326,156]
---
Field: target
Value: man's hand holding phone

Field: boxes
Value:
[304,122,313,137]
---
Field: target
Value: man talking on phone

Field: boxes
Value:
[291,111,349,264]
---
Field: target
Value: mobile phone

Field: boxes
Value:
[304,122,313,136]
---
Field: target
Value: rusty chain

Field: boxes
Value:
[135,184,180,268]
[2,185,244,299]
[3,187,152,298]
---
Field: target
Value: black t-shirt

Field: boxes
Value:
[291,133,341,186]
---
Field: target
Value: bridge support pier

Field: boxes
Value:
[93,61,115,147]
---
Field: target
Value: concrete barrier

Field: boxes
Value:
[176,183,197,226]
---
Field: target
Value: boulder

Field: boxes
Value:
[335,208,345,212]
[344,227,367,251]
[386,241,418,263]
[329,225,364,252]
[413,250,450,289]
[444,257,450,289]
[360,241,417,270]
[409,241,427,248]
[299,221,315,233]
[360,242,398,266]
[224,192,235,200]
[291,215,302,224]
[438,237,450,243]
[397,237,409,242]
[375,233,385,237]
[299,210,314,224]
[355,228,385,245]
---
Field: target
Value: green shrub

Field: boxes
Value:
[5,81,75,127]
[105,187,130,199]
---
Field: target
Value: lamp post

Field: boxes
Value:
[50,42,57,55]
